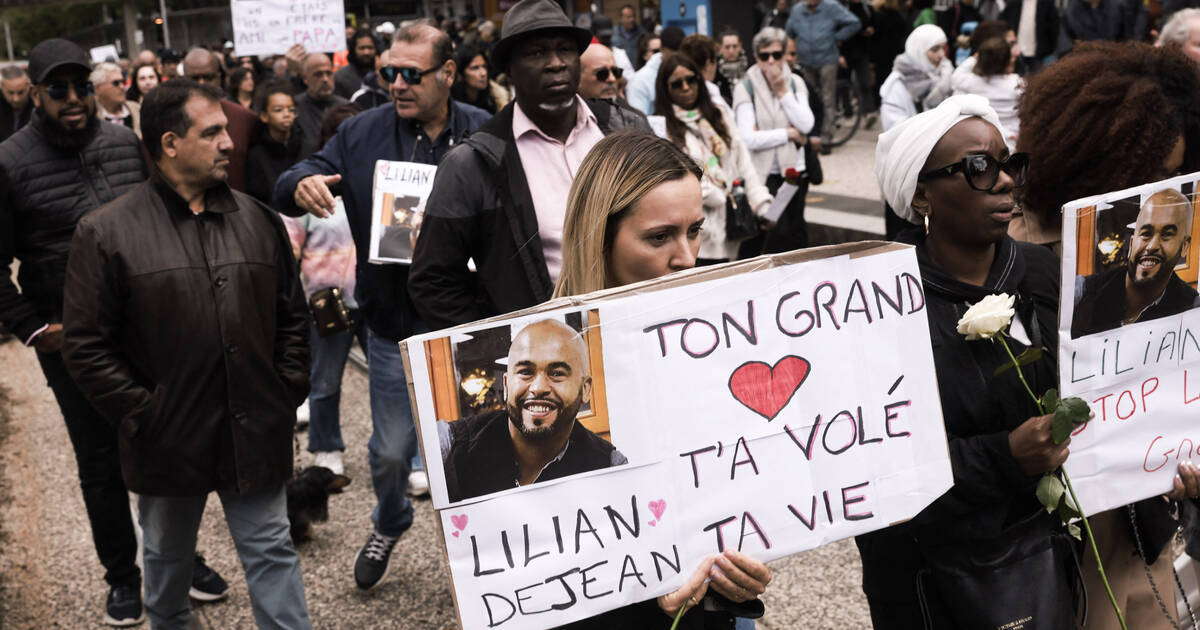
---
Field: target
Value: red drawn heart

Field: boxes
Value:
[728,356,811,421]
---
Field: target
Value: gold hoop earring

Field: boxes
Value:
[924,213,930,236]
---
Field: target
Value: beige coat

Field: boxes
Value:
[675,107,772,260]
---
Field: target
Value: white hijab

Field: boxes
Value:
[904,24,948,71]
[875,94,1006,224]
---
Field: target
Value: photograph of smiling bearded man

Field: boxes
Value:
[439,318,627,504]
[1072,188,1200,338]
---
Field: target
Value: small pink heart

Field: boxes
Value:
[649,520,657,527]
[450,514,469,532]
[451,531,460,537]
[648,499,666,522]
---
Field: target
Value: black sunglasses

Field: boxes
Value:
[918,152,1029,191]
[44,79,94,100]
[188,73,219,84]
[594,66,624,81]
[380,64,440,85]
[669,75,699,91]
[757,51,784,62]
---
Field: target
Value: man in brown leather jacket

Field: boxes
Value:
[62,79,312,629]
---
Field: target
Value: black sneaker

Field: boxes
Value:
[104,583,145,627]
[189,555,229,602]
[354,531,398,590]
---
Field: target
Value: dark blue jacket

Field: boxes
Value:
[273,100,491,341]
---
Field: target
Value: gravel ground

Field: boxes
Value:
[0,335,872,629]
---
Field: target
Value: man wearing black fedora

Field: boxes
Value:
[410,0,651,330]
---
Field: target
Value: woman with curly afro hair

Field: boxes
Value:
[1014,41,1200,256]
[1016,40,1200,630]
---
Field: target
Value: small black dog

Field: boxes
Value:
[286,466,351,544]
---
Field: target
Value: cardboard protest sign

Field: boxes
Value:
[401,242,953,629]
[368,160,436,264]
[231,0,345,58]
[1059,172,1200,515]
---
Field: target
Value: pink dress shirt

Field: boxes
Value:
[512,96,605,282]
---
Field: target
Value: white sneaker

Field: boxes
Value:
[407,470,429,497]
[296,399,311,423]
[314,451,344,475]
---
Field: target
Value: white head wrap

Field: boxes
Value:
[904,24,948,71]
[875,94,1006,224]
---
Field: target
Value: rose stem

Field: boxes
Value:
[1063,469,1127,629]
[998,334,1043,414]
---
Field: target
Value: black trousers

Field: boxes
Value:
[738,173,810,259]
[35,349,140,588]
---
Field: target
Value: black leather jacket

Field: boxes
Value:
[62,176,310,496]
[0,113,147,343]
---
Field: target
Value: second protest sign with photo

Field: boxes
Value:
[1060,171,1200,515]
[401,242,954,629]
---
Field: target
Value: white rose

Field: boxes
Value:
[956,293,1015,340]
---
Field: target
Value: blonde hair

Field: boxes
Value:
[553,132,702,298]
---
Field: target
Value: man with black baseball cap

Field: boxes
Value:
[0,38,226,626]
[410,0,651,330]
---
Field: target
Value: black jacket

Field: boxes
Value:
[1072,266,1200,338]
[0,97,32,143]
[350,72,389,110]
[1002,0,1060,59]
[0,113,147,343]
[294,92,348,157]
[334,62,368,101]
[61,176,310,496]
[441,410,626,504]
[408,99,652,331]
[246,127,304,205]
[856,233,1064,619]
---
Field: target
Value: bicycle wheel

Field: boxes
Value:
[828,78,862,147]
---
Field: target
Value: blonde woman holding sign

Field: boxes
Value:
[554,131,773,628]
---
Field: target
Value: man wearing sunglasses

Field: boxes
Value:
[785,0,861,150]
[409,0,650,331]
[91,62,140,138]
[0,38,152,627]
[578,42,622,100]
[274,22,491,592]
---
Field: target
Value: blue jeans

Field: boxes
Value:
[306,313,367,453]
[139,485,310,630]
[366,328,424,537]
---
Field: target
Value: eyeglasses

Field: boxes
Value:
[918,152,1030,191]
[381,65,440,85]
[668,75,699,91]
[757,51,784,62]
[594,66,624,81]
[44,79,94,100]
[109,80,124,88]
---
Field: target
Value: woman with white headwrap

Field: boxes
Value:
[878,24,953,132]
[856,95,1076,628]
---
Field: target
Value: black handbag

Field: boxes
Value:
[916,511,1085,630]
[725,185,758,241]
[309,287,351,338]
